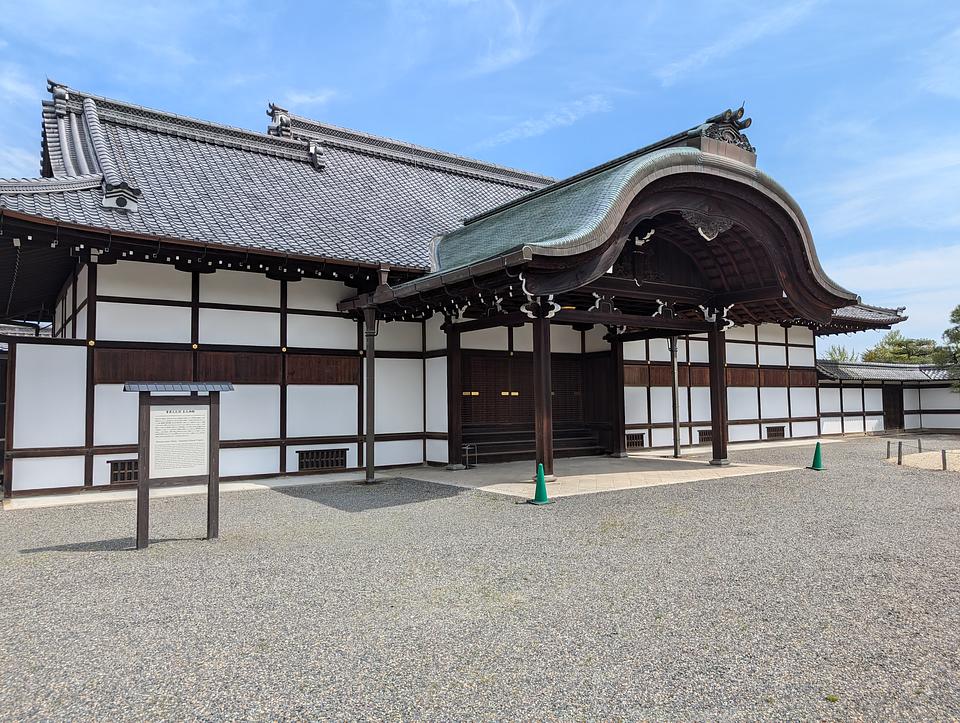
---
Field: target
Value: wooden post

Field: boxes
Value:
[363,307,377,484]
[207,391,220,540]
[609,333,626,457]
[136,391,150,549]
[532,314,554,478]
[446,322,463,468]
[942,449,948,471]
[707,326,729,465]
[669,336,681,458]
[897,441,903,465]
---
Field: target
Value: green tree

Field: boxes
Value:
[824,345,860,362]
[932,304,960,391]
[861,330,937,364]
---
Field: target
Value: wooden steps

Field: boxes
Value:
[461,424,605,465]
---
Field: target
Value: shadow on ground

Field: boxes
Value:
[20,537,202,554]
[271,476,465,512]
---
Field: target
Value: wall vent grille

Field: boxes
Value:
[766,426,786,440]
[298,448,348,472]
[626,433,645,449]
[109,459,139,484]
[698,429,713,444]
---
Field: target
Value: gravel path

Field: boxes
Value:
[1,435,958,720]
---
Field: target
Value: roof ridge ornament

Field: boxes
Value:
[267,103,292,137]
[680,209,734,241]
[700,105,756,154]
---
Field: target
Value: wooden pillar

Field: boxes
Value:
[446,322,463,468]
[532,315,554,478]
[363,307,377,483]
[707,326,729,465]
[669,336,681,458]
[207,391,220,540]
[609,333,627,457]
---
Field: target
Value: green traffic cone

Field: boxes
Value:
[808,442,825,471]
[528,462,553,505]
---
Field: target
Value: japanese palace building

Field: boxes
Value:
[1,80,945,496]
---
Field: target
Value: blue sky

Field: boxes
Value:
[1,0,958,352]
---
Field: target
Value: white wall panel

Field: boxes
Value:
[94,384,139,446]
[757,323,785,344]
[287,278,350,312]
[726,342,757,365]
[220,385,280,440]
[93,453,137,485]
[864,388,883,412]
[199,309,279,347]
[792,420,819,438]
[426,438,448,464]
[372,358,424,434]
[690,387,711,422]
[819,387,841,414]
[584,326,608,353]
[844,416,865,433]
[726,325,756,341]
[790,388,818,418]
[76,264,88,306]
[650,427,675,448]
[760,387,789,419]
[425,357,447,433]
[865,415,884,432]
[624,387,648,424]
[727,387,759,421]
[461,326,508,351]
[98,302,191,343]
[513,323,532,352]
[688,339,708,363]
[13,344,87,449]
[376,321,422,352]
[551,324,581,353]
[220,447,280,477]
[623,340,647,361]
[903,388,920,411]
[904,413,921,429]
[648,339,670,362]
[924,413,960,429]
[758,344,787,366]
[649,387,675,423]
[841,387,863,413]
[12,456,85,491]
[98,260,191,301]
[821,417,843,435]
[75,312,87,340]
[375,440,424,466]
[201,269,279,307]
[287,314,357,350]
[728,423,760,442]
[787,326,814,345]
[790,347,816,367]
[286,443,358,472]
[425,313,446,351]
[919,387,960,410]
[287,385,358,437]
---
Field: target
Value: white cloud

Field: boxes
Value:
[469,0,544,75]
[0,64,42,104]
[282,89,338,108]
[655,1,818,85]
[0,146,40,178]
[476,93,611,148]
[920,26,960,99]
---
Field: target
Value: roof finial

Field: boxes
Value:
[266,102,292,137]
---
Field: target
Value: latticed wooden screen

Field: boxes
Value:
[298,448,348,471]
[626,432,645,449]
[109,459,139,484]
[551,356,583,423]
[766,426,786,440]
[698,429,713,444]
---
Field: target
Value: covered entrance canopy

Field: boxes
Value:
[341,107,902,477]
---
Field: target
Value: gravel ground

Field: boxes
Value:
[1,435,959,720]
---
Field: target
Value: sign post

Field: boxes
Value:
[125,382,232,550]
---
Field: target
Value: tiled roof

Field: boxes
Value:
[0,82,553,270]
[831,303,906,325]
[816,360,956,382]
[0,324,51,352]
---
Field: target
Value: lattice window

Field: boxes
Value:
[626,432,645,449]
[766,426,786,440]
[109,459,139,484]
[298,448,348,472]
[698,429,713,445]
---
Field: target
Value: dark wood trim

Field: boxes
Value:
[3,340,16,497]
[279,280,288,474]
[707,326,728,464]
[83,264,97,486]
[446,322,462,466]
[363,307,376,483]
[610,336,626,456]
[532,315,554,476]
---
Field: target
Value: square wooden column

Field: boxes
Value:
[609,334,627,457]
[707,325,729,465]
[532,315,555,478]
[445,322,463,468]
[363,307,377,483]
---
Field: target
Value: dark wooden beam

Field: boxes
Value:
[446,323,463,468]
[532,315,554,478]
[711,285,783,306]
[362,307,377,484]
[707,326,729,465]
[610,336,626,457]
[444,311,527,334]
[554,309,713,333]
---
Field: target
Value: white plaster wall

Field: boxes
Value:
[758,344,787,366]
[375,439,424,466]
[865,415,885,432]
[584,326,608,353]
[792,420,819,438]
[286,443,358,472]
[904,413,921,429]
[841,387,863,413]
[201,269,279,307]
[690,387,711,422]
[648,386,689,423]
[93,453,137,486]
[760,387,789,419]
[13,344,87,449]
[650,427,680,448]
[728,423,760,442]
[790,388,818,418]
[287,385,358,438]
[821,417,843,435]
[864,387,883,412]
[94,384,139,446]
[75,312,87,340]
[790,347,816,367]
[98,302,191,343]
[819,387,841,414]
[220,385,280,440]
[98,260,192,301]
[844,416,865,433]
[76,264,88,306]
[624,387,648,424]
[903,388,920,411]
[12,456,85,491]
[461,326,508,351]
[371,358,424,434]
[425,357,447,433]
[220,447,280,477]
[758,323,785,343]
[199,309,279,347]
[425,314,446,351]
[426,438,448,464]
[787,326,814,345]
[287,278,350,311]
[727,387,759,421]
[551,325,582,353]
[726,342,757,365]
[919,387,960,410]
[648,339,670,362]
[376,321,422,352]
[923,413,960,429]
[688,339,708,363]
[726,325,755,342]
[287,314,357,350]
[513,323,532,352]
[623,340,647,361]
